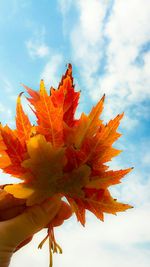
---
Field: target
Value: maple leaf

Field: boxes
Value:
[22,80,64,147]
[5,134,66,205]
[0,64,133,267]
[15,92,32,145]
[73,94,105,149]
[0,124,27,178]
[50,63,80,127]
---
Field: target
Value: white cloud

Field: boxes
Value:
[76,0,105,44]
[110,172,150,207]
[10,205,150,267]
[70,0,108,77]
[92,0,150,120]
[58,0,73,16]
[26,27,50,59]
[40,54,63,87]
[60,0,150,129]
[26,40,49,58]
[106,0,149,46]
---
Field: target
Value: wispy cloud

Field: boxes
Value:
[59,0,150,127]
[40,54,63,87]
[58,0,73,16]
[99,0,150,105]
[11,0,31,16]
[0,102,15,127]
[26,27,50,59]
[70,0,108,77]
[1,78,14,93]
[26,41,49,58]
[0,0,31,23]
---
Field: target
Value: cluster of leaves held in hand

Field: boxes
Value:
[0,64,133,265]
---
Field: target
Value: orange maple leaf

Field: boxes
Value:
[0,64,133,267]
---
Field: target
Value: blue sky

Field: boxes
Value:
[0,0,150,267]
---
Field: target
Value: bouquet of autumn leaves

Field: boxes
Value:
[0,64,133,266]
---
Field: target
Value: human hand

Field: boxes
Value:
[0,196,72,267]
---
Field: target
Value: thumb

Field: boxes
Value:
[0,198,61,248]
